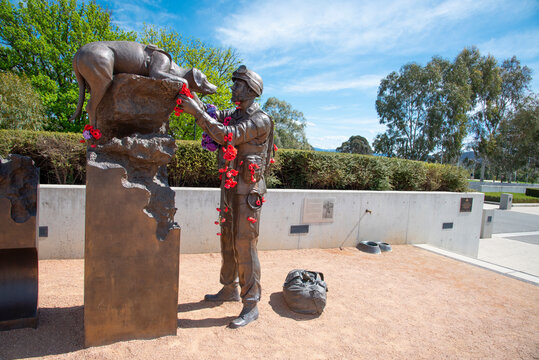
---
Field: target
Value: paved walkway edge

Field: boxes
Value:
[414,244,539,286]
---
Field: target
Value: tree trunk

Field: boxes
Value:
[480,161,486,182]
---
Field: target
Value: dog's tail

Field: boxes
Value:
[69,55,86,123]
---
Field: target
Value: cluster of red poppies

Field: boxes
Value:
[174,83,194,116]
[223,132,233,142]
[248,163,260,183]
[222,144,238,161]
[80,124,102,148]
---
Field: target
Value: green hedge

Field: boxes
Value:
[483,192,539,203]
[0,130,469,191]
[525,188,539,198]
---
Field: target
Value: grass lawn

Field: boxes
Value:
[483,192,539,203]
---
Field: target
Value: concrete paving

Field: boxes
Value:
[418,203,539,285]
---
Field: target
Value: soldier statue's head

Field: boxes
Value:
[231,65,263,103]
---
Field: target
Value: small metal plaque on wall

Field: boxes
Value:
[460,197,473,212]
[302,198,335,223]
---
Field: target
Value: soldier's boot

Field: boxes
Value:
[204,284,240,302]
[228,302,259,329]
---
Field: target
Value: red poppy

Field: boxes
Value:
[229,169,239,176]
[250,175,256,183]
[216,208,221,212]
[223,144,237,161]
[84,124,93,131]
[223,116,231,126]
[91,129,102,140]
[79,139,86,143]
[262,197,266,203]
[217,233,222,236]
[176,98,182,105]
[91,144,96,148]
[256,199,261,206]
[214,221,219,225]
[247,217,257,223]
[234,102,241,105]
[225,207,229,212]
[180,83,193,98]
[239,161,243,165]
[270,158,275,164]
[218,166,228,173]
[224,178,237,189]
[274,144,278,151]
[221,218,226,223]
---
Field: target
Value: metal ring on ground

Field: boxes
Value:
[357,241,381,254]
[377,242,392,252]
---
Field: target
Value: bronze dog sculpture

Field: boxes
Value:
[69,41,217,128]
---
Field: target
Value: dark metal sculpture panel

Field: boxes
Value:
[0,154,39,331]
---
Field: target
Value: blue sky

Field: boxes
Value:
[93,0,539,150]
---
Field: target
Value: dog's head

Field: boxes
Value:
[183,68,218,95]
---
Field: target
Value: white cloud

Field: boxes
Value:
[305,122,317,127]
[215,0,523,56]
[479,30,539,60]
[320,105,341,111]
[106,0,182,32]
[283,74,382,93]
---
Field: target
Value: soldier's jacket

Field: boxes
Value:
[195,102,274,195]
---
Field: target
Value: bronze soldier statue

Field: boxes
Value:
[179,65,273,328]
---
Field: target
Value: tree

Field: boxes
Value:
[336,135,372,154]
[375,63,439,160]
[463,48,533,181]
[491,94,538,182]
[426,56,472,164]
[0,0,136,131]
[0,71,47,130]
[138,25,241,140]
[262,97,312,150]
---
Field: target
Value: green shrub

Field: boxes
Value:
[0,130,86,184]
[483,192,539,203]
[0,130,469,191]
[525,188,539,198]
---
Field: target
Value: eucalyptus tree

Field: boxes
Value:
[262,97,312,150]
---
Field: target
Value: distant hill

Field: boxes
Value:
[313,147,336,152]
[460,151,475,161]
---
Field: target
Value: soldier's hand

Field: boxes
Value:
[178,94,202,116]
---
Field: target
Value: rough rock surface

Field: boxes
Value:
[88,134,179,241]
[0,154,39,223]
[95,74,182,142]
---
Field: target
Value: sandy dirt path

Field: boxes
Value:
[0,246,537,359]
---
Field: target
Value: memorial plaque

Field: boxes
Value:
[460,197,473,212]
[302,198,335,223]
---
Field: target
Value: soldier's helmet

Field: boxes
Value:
[232,65,263,96]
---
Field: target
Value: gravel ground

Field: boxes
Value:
[0,245,537,360]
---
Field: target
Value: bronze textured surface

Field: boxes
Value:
[95,74,182,141]
[84,165,180,347]
[0,198,36,249]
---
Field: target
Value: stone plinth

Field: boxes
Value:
[0,154,39,331]
[95,74,181,142]
[84,75,181,347]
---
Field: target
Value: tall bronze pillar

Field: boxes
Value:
[83,75,181,347]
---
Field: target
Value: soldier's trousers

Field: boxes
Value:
[219,193,261,303]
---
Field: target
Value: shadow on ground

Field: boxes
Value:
[269,292,320,321]
[0,306,83,360]
[177,300,235,329]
